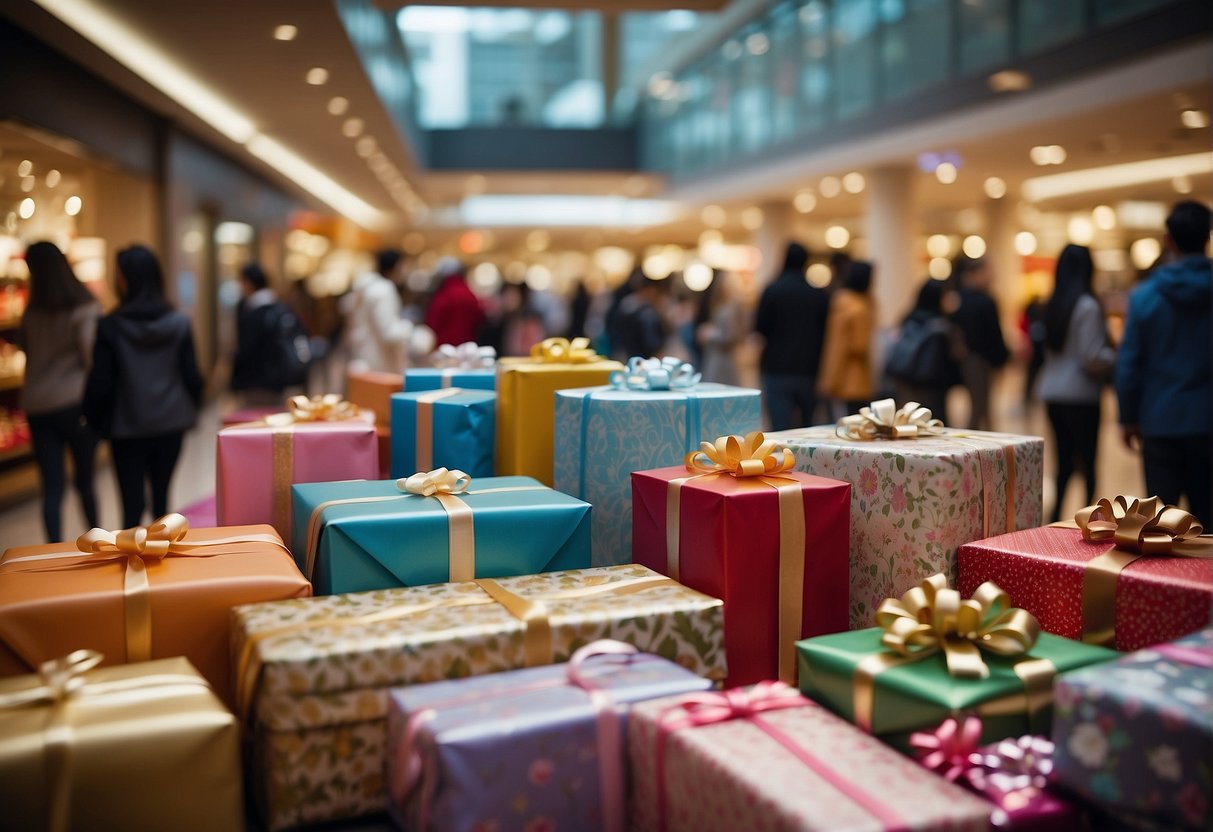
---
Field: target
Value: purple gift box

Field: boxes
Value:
[387,641,713,832]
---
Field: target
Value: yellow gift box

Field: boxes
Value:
[0,651,243,832]
[497,337,622,485]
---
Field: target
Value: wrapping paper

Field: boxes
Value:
[232,564,726,830]
[797,628,1114,745]
[1051,628,1213,830]
[406,367,496,392]
[347,368,403,425]
[216,416,379,539]
[497,358,623,486]
[633,466,850,686]
[768,427,1043,628]
[958,526,1213,652]
[291,476,591,595]
[628,688,991,831]
[390,389,496,479]
[0,524,310,710]
[554,383,761,567]
[387,649,713,831]
[0,655,243,832]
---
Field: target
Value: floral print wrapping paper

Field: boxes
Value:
[231,564,726,830]
[1051,628,1213,830]
[767,427,1043,628]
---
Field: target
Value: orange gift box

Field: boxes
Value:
[0,521,311,709]
[349,370,404,478]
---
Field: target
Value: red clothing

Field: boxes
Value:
[425,275,485,347]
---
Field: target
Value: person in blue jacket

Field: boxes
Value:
[1115,200,1211,520]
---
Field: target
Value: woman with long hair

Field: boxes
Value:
[16,242,100,541]
[83,245,203,527]
[1037,244,1115,522]
[820,260,876,416]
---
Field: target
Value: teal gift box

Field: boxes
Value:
[291,475,591,595]
[405,367,496,392]
[553,380,761,567]
[390,388,495,479]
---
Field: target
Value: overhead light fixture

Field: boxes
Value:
[926,234,951,258]
[273,24,297,41]
[935,162,958,184]
[45,169,61,188]
[355,136,377,158]
[1022,152,1213,202]
[824,225,850,249]
[306,67,329,85]
[1180,109,1209,129]
[460,196,682,228]
[342,117,364,138]
[1014,231,1037,256]
[842,172,865,194]
[1029,145,1067,166]
[745,33,769,56]
[20,176,35,193]
[983,177,1007,199]
[327,96,349,116]
[962,235,986,258]
[1130,238,1161,270]
[246,135,384,229]
[17,160,32,177]
[701,204,726,227]
[793,190,816,213]
[18,198,36,219]
[928,257,951,279]
[1173,175,1194,194]
[1092,205,1116,230]
[740,206,764,231]
[683,262,714,292]
[988,70,1031,93]
[819,176,841,198]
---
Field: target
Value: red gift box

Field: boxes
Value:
[632,466,849,687]
[958,525,1213,651]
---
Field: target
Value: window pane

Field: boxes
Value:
[735,24,774,153]
[834,0,878,119]
[881,0,952,100]
[957,0,1010,74]
[1017,0,1084,55]
[771,3,801,141]
[798,0,833,131]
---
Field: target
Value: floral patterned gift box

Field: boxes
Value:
[1051,627,1213,831]
[231,564,726,831]
[769,400,1043,628]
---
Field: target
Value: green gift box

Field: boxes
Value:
[797,627,1115,746]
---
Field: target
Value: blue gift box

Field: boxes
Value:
[554,382,761,567]
[391,388,495,479]
[405,367,496,392]
[291,475,591,595]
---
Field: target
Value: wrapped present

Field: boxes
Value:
[387,640,713,831]
[406,341,498,392]
[497,337,623,486]
[390,388,495,479]
[348,369,404,477]
[554,358,761,567]
[769,399,1043,627]
[0,651,243,832]
[633,432,850,686]
[797,573,1115,746]
[959,496,1213,651]
[911,717,1083,831]
[628,681,992,832]
[292,470,590,595]
[232,563,726,830]
[217,394,379,538]
[1051,628,1213,830]
[0,514,310,710]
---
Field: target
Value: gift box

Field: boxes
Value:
[406,367,496,392]
[1051,628,1213,830]
[390,388,496,479]
[554,370,761,567]
[796,575,1115,746]
[232,563,726,830]
[216,395,379,539]
[387,641,713,831]
[497,338,623,486]
[0,653,243,832]
[769,401,1043,628]
[0,516,310,710]
[958,496,1213,651]
[292,472,590,595]
[348,369,404,478]
[628,682,992,831]
[632,433,850,687]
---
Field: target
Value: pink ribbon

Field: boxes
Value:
[909,715,985,783]
[654,682,908,832]
[1154,642,1213,669]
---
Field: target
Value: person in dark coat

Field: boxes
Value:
[950,255,1009,430]
[887,278,962,425]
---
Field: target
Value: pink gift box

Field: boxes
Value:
[216,417,378,540]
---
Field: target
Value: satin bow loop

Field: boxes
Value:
[1074,495,1211,558]
[433,341,497,369]
[876,573,1039,679]
[685,431,796,478]
[909,715,984,783]
[910,717,1056,795]
[399,468,472,497]
[279,394,359,423]
[76,512,192,564]
[530,336,599,364]
[661,681,804,730]
[610,356,701,391]
[836,398,946,441]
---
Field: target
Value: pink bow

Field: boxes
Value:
[909,715,985,783]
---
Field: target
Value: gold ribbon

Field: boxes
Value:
[529,336,600,364]
[413,388,464,471]
[668,432,803,684]
[274,394,361,424]
[0,515,287,665]
[836,398,945,441]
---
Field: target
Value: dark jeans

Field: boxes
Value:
[111,432,184,528]
[1046,401,1101,522]
[763,373,819,431]
[1142,435,1212,521]
[28,405,98,542]
[961,354,993,431]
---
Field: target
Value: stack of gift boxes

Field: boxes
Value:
[1,343,1210,831]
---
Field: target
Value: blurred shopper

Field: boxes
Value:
[950,256,1009,430]
[613,269,669,358]
[1020,295,1046,403]
[17,242,100,542]
[1116,200,1212,519]
[755,242,829,430]
[828,251,852,295]
[886,278,962,425]
[83,245,203,527]
[230,263,311,405]
[341,249,434,373]
[566,281,591,340]
[426,257,485,347]
[696,271,748,385]
[1038,245,1116,522]
[820,261,876,415]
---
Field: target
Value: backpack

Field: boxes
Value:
[261,302,312,389]
[885,316,955,388]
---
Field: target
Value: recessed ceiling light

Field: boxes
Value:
[983,176,1007,199]
[17,160,32,177]
[842,172,865,193]
[819,176,841,198]
[355,136,377,157]
[793,190,816,213]
[273,24,297,41]
[935,162,958,184]
[327,96,349,116]
[1180,109,1209,129]
[1029,145,1066,166]
[306,67,329,85]
[45,169,61,188]
[342,117,364,138]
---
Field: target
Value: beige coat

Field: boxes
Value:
[820,289,874,402]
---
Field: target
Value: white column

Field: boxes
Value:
[984,196,1020,336]
[752,200,792,287]
[866,165,918,328]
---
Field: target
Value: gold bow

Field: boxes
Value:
[876,573,1040,679]
[685,431,796,477]
[76,512,191,562]
[0,650,103,709]
[529,337,600,364]
[401,467,472,497]
[1074,495,1212,557]
[836,399,945,441]
[278,394,360,423]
